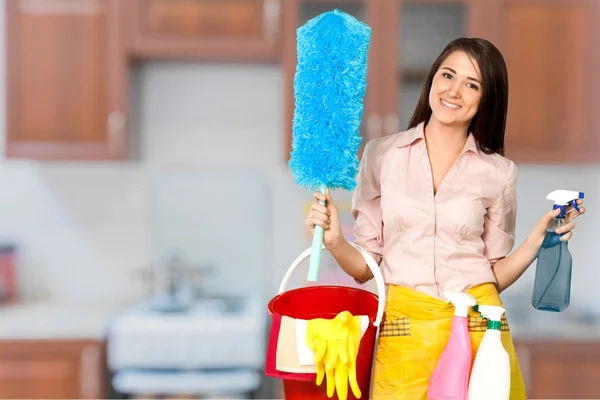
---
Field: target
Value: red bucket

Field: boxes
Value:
[266,243,386,400]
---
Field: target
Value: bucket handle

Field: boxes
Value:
[278,242,386,327]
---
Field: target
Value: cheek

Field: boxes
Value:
[428,86,438,108]
[466,93,482,113]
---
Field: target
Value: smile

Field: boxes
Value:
[440,99,461,110]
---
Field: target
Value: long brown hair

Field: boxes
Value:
[407,38,509,156]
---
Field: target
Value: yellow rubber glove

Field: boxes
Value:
[305,318,329,385]
[305,311,362,400]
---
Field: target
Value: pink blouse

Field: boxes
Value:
[352,122,517,299]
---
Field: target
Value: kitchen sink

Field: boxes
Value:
[106,294,266,370]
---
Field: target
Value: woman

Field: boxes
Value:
[305,38,585,399]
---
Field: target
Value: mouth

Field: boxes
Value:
[440,98,461,111]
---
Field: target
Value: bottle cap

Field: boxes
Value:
[444,291,476,317]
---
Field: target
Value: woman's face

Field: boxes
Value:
[428,50,483,128]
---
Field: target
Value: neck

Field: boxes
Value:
[424,118,469,154]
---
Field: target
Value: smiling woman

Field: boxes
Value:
[304,37,586,399]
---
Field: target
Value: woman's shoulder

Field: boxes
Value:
[478,151,518,183]
[365,125,421,156]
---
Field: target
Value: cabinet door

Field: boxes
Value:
[0,340,106,399]
[127,0,281,62]
[282,0,376,159]
[501,0,599,163]
[6,0,128,160]
[516,341,600,398]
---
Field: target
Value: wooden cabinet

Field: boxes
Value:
[515,340,600,399]
[500,0,600,163]
[5,0,282,161]
[6,0,597,162]
[6,0,128,160]
[282,0,599,163]
[125,0,282,62]
[0,339,107,399]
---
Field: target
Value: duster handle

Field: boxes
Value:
[307,184,327,281]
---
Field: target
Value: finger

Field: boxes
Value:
[313,192,327,204]
[560,231,573,241]
[536,208,561,232]
[308,212,330,225]
[326,361,336,398]
[311,203,330,216]
[568,206,586,220]
[556,222,575,234]
[308,219,329,230]
[306,215,329,229]
[325,187,334,204]
[545,208,561,221]
[335,361,349,400]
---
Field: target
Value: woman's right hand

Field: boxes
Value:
[305,189,344,249]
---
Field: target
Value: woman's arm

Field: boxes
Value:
[492,234,541,293]
[329,237,373,282]
[492,204,584,293]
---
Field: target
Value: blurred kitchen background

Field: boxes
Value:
[0,0,598,399]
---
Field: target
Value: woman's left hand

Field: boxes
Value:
[528,199,586,250]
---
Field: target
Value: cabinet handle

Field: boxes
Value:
[79,344,101,398]
[384,113,399,136]
[263,0,281,42]
[108,111,125,157]
[366,114,383,139]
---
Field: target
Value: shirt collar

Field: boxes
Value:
[395,121,482,158]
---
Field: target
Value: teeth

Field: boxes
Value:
[441,99,460,109]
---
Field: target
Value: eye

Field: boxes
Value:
[442,72,453,79]
[467,83,479,91]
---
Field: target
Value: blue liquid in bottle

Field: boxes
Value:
[532,222,572,312]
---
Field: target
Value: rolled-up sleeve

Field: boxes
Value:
[351,140,384,263]
[483,161,517,266]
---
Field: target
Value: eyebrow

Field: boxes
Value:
[441,67,482,85]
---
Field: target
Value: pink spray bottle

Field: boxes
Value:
[428,291,477,400]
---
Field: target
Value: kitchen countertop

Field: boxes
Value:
[0,298,599,342]
[0,298,132,340]
[509,319,600,341]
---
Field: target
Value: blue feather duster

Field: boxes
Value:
[289,9,371,281]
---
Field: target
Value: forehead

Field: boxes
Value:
[439,51,481,80]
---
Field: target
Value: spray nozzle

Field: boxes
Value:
[474,305,506,330]
[546,190,584,217]
[443,291,476,317]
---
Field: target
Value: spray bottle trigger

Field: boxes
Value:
[569,199,581,214]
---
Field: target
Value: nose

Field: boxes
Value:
[446,81,461,98]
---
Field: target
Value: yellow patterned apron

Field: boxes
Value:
[371,283,527,399]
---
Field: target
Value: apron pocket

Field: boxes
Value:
[380,316,411,337]
[468,315,511,332]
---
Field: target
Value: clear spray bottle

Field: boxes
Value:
[532,189,584,312]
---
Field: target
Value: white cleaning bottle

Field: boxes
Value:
[467,305,510,400]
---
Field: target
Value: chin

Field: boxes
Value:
[431,109,470,127]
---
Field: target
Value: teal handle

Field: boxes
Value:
[307,184,327,282]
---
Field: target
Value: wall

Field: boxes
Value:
[0,4,598,318]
